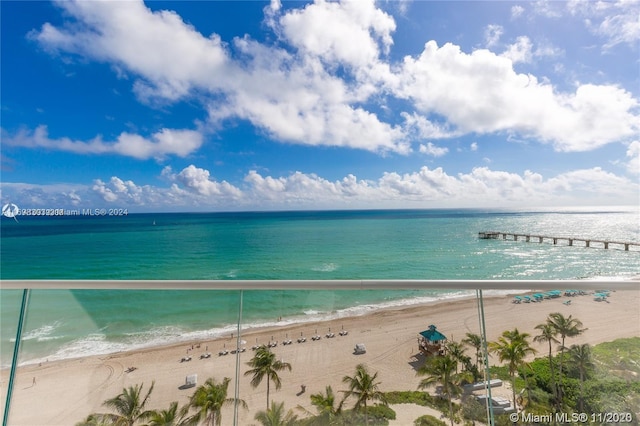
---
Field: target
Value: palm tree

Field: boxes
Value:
[254,401,298,426]
[75,413,113,426]
[417,354,467,426]
[444,341,467,374]
[298,385,343,425]
[462,332,483,371]
[144,401,192,426]
[534,322,560,406]
[245,346,292,410]
[546,313,585,404]
[567,344,594,412]
[488,329,536,411]
[102,382,155,426]
[189,377,246,426]
[341,363,387,426]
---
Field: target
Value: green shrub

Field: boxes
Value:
[367,404,396,421]
[414,414,448,426]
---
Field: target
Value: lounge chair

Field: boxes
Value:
[339,330,348,336]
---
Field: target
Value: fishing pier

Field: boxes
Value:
[479,231,640,251]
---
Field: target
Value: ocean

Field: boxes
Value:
[1,208,639,366]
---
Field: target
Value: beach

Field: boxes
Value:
[2,288,639,425]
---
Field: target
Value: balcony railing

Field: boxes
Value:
[1,280,639,426]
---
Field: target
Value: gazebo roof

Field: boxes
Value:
[419,324,447,342]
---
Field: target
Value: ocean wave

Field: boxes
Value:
[311,263,339,272]
[10,321,64,343]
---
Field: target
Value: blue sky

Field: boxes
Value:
[1,0,638,212]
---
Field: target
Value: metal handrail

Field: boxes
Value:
[1,279,638,290]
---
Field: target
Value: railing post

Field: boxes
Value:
[3,289,30,426]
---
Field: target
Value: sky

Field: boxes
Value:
[1,0,639,212]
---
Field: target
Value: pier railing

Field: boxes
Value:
[479,231,640,251]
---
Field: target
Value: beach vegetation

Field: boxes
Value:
[188,377,247,426]
[533,321,560,408]
[245,346,292,410]
[76,413,115,426]
[462,333,483,372]
[144,401,193,426]
[566,343,594,412]
[341,363,388,426]
[545,312,585,405]
[254,401,298,426]
[417,354,469,426]
[101,381,155,426]
[384,390,455,415]
[297,385,344,425]
[413,414,448,426]
[488,328,536,411]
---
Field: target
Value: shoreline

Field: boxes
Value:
[2,289,501,368]
[2,289,639,425]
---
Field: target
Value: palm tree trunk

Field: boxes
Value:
[511,371,517,412]
[579,371,584,412]
[448,396,454,426]
[558,337,565,405]
[364,400,368,426]
[266,379,270,410]
[548,341,558,425]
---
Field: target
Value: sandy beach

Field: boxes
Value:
[2,289,639,425]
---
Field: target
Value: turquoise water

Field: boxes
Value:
[1,208,639,365]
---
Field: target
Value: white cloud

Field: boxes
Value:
[25,0,640,158]
[30,0,230,102]
[418,143,448,157]
[173,165,243,198]
[470,142,478,151]
[3,126,204,160]
[511,5,525,19]
[626,141,640,175]
[392,41,639,151]
[569,0,640,49]
[501,36,533,64]
[3,165,637,211]
[484,24,504,47]
[276,0,396,68]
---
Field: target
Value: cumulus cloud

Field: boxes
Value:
[30,0,230,102]
[418,143,448,157]
[4,164,637,211]
[626,141,640,175]
[391,41,639,151]
[23,0,640,158]
[276,0,396,68]
[173,165,243,198]
[3,126,204,160]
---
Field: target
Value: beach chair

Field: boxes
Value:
[523,295,532,303]
[513,296,522,304]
